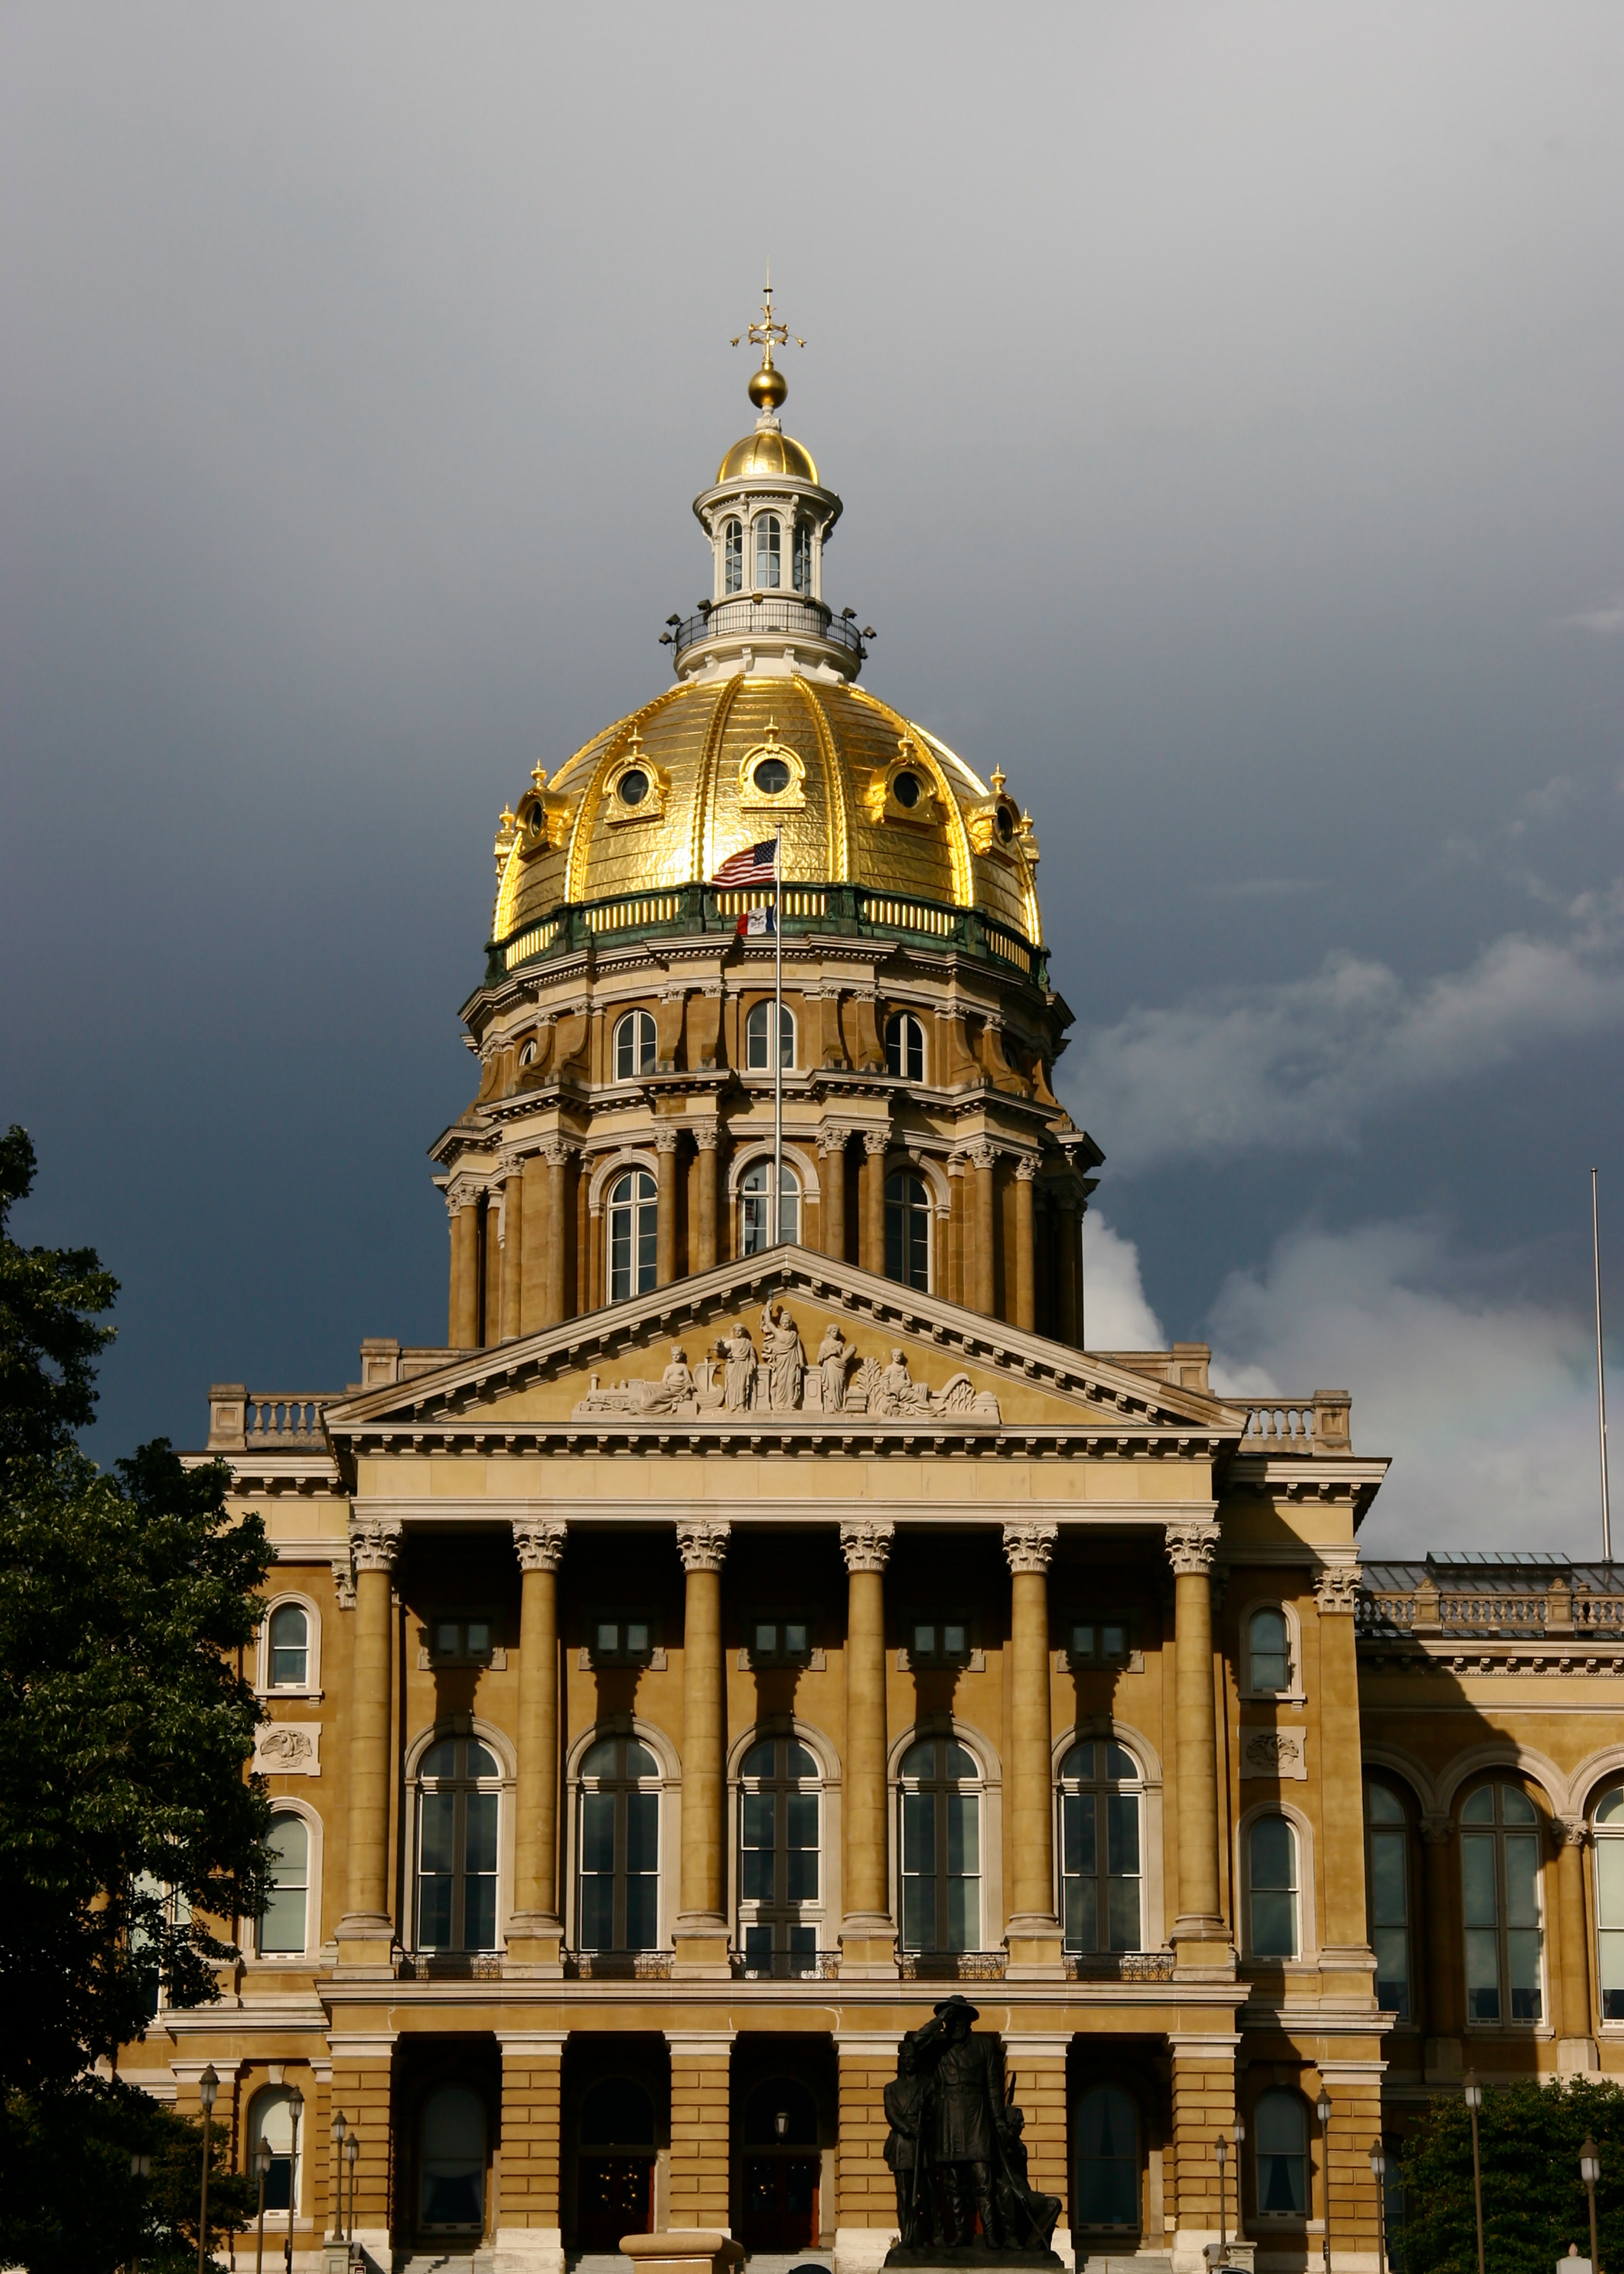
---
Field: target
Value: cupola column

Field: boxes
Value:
[508,1518,567,1975]
[1004,1522,1063,1976]
[1055,1195,1080,1345]
[656,1124,681,1287]
[971,1141,997,1317]
[543,1141,576,1326]
[1164,1521,1231,1971]
[839,1521,897,1975]
[334,1512,402,1972]
[820,1126,849,1262]
[860,1130,888,1275]
[695,1123,720,1273]
[674,1521,731,1976]
[499,1162,524,1342]
[451,1191,482,1349]
[1013,1157,1037,1333]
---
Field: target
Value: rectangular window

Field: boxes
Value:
[945,1792,979,1951]
[579,1792,617,1950]
[1106,1793,1141,1950]
[1462,1834,1501,2021]
[625,1790,659,1949]
[1063,1792,1099,1950]
[786,1791,819,1900]
[1505,1832,1542,2020]
[1069,1622,1129,1664]
[750,1619,810,1662]
[910,1619,970,1663]
[1599,1841,1624,2020]
[742,1791,775,1900]
[590,1618,654,1664]
[1369,1829,1410,2018]
[418,1792,457,1950]
[902,1791,936,1950]
[426,1616,496,1665]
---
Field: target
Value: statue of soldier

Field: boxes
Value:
[993,2101,1062,2252]
[911,1994,1004,2249]
[883,2030,932,2246]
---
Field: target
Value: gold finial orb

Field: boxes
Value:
[731,265,803,418]
[748,360,789,412]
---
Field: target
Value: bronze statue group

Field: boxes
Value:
[883,1997,1063,2264]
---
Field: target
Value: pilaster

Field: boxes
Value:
[495,2031,567,2274]
[667,2030,736,2231]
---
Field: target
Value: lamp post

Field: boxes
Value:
[1369,2140,1387,2274]
[197,2065,220,2274]
[1463,2072,1486,2274]
[1580,2136,1601,2274]
[330,2112,348,2245]
[284,2086,303,2274]
[1316,2089,1332,2274]
[254,2140,272,2274]
[345,2134,358,2248]
[1216,2134,1230,2257]
[775,2110,789,2142]
[1234,2118,1247,2245]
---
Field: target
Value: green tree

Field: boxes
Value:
[1399,2075,1624,2274]
[0,1127,272,2269]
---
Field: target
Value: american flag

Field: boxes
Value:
[711,839,779,887]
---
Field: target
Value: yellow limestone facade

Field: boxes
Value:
[134,315,1624,2274]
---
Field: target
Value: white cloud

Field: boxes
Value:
[1065,896,1624,1172]
[1081,1213,1167,1349]
[1557,590,1624,636]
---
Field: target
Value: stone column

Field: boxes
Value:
[1055,1200,1079,1346]
[1314,1565,1372,1970]
[667,2030,736,2230]
[508,1518,567,1976]
[495,2031,566,2274]
[328,2030,398,2257]
[1167,2036,1237,2270]
[1003,1522,1062,1976]
[971,1141,997,1316]
[947,1156,967,1307]
[820,1126,849,1261]
[334,1513,402,1972]
[483,1201,503,1347]
[1002,2035,1072,2260]
[860,1130,888,1274]
[454,1195,482,1349]
[543,1142,573,1326]
[694,1123,720,1273]
[521,1153,550,1335]
[674,1520,731,1976]
[835,2031,903,2270]
[1419,1816,1462,2070]
[1013,1159,1037,1333]
[499,1165,524,1342]
[839,1521,897,1974]
[656,1123,680,1287]
[1164,1521,1228,1967]
[1555,1816,1598,2065]
[446,1195,463,1347]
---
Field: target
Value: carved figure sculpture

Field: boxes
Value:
[816,1322,852,1411]
[723,1322,758,1411]
[876,1349,932,1417]
[760,1300,805,1410]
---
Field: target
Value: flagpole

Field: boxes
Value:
[1595,1167,1612,1562]
[772,834,783,1246]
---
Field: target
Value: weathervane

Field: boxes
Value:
[731,262,804,414]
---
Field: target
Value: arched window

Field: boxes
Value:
[268,1603,309,1688]
[416,1737,500,1953]
[1460,1780,1543,2021]
[742,2078,820,2253]
[577,2078,656,2249]
[885,1171,930,1292]
[1247,1816,1299,1958]
[577,1735,661,1953]
[246,2085,303,2213]
[755,514,781,589]
[1253,2089,1308,2217]
[738,1737,822,1975]
[607,1170,657,1302]
[898,1737,981,1953]
[614,1009,657,1080]
[741,1159,800,1253]
[885,1011,926,1082]
[1247,1607,1292,1694]
[723,518,743,596]
[791,522,811,594]
[1059,1741,1143,1955]
[1074,2084,1139,2231]
[420,2083,486,2233]
[745,999,795,1070]
[258,1814,309,1956]
[1594,1785,1624,2019]
[1365,1781,1411,2018]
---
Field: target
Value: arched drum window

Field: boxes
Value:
[1075,2084,1139,2230]
[741,1159,799,1253]
[607,1171,657,1302]
[614,1010,657,1080]
[1059,1741,1142,1955]
[755,514,781,589]
[898,1737,981,1954]
[885,1171,930,1292]
[723,519,743,595]
[745,1000,795,1071]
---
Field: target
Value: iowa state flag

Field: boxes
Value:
[736,904,775,937]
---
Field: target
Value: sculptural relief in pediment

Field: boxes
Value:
[571,1299,1001,1423]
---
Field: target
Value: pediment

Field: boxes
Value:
[323,1252,1241,1449]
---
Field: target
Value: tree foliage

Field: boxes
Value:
[0,1124,117,1465]
[1398,2075,1624,2274]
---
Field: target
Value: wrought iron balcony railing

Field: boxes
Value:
[732,1949,841,1981]
[667,595,864,673]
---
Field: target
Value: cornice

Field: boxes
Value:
[348,1494,1223,1529]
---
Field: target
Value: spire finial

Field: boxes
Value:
[731,263,804,415]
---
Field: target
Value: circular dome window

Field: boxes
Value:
[753,756,792,797]
[995,803,1015,842]
[618,769,650,808]
[527,806,544,837]
[892,770,921,810]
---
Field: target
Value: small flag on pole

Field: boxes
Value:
[712,839,780,888]
[736,904,775,938]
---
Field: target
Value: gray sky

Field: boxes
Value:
[4,2,1622,1552]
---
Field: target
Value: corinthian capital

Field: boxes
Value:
[675,1519,731,1574]
[349,1514,404,1574]
[1314,1564,1362,1616]
[512,1518,567,1573]
[1002,1521,1058,1576]
[1163,1520,1221,1578]
[840,1520,895,1574]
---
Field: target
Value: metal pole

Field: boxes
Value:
[1216,2138,1228,2255]
[255,2149,269,2274]
[1589,2177,1600,2274]
[1595,1169,1612,1562]
[1317,2091,1332,2274]
[197,2103,213,2274]
[285,2090,302,2274]
[772,834,783,1246]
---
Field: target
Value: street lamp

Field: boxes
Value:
[1316,2089,1332,2274]
[197,2065,220,2274]
[1234,2119,1247,2245]
[1216,2134,1230,2256]
[775,2110,789,2142]
[254,2140,273,2274]
[330,2112,348,2245]
[345,2133,359,2247]
[1580,2136,1602,2274]
[285,2086,304,2274]
[1463,2073,1486,2274]
[1369,2140,1388,2274]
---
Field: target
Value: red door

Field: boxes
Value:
[742,2155,819,2252]
[577,2155,653,2250]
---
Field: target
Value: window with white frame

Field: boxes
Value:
[1460,1780,1543,2021]
[1365,1780,1412,2018]
[792,520,811,593]
[1247,1814,1299,1958]
[885,1170,930,1292]
[899,1737,982,1953]
[741,1159,799,1252]
[737,1736,822,1974]
[607,1169,657,1302]
[755,514,781,588]
[723,518,743,595]
[1253,2088,1309,2217]
[257,1813,309,1956]
[1247,1606,1293,1694]
[247,2086,304,2213]
[266,1603,310,1689]
[1059,1740,1143,1955]
[615,1009,657,1080]
[1595,1785,1624,2020]
[885,1011,926,1082]
[745,999,795,1070]
[415,1736,501,1953]
[577,1734,661,1952]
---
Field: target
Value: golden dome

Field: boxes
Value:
[495,674,1041,954]
[716,427,819,484]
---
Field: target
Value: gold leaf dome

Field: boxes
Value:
[494,673,1040,955]
[715,428,819,484]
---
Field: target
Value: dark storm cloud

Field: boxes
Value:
[3,2,1622,1549]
